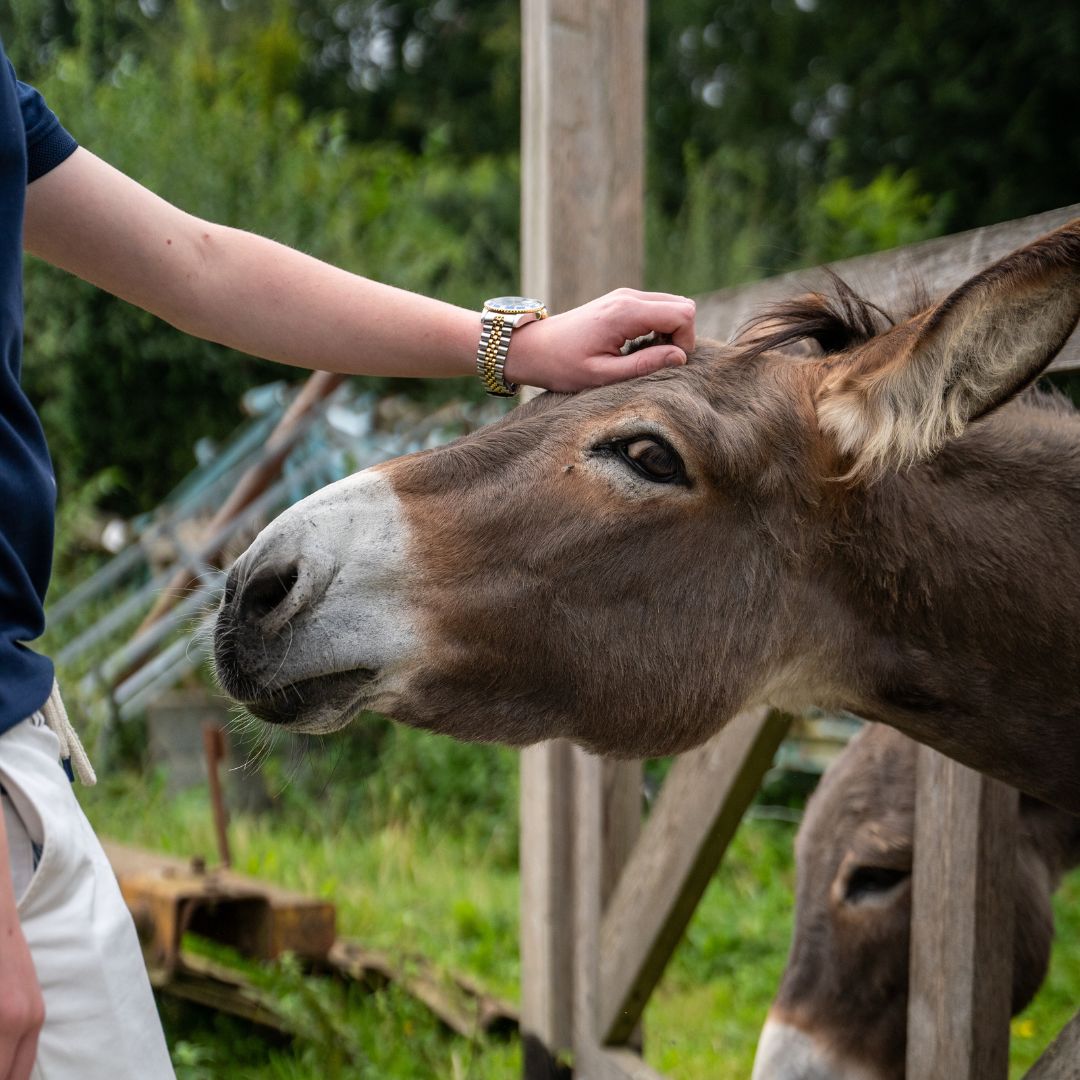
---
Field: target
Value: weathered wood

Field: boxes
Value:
[1023,1008,1080,1080]
[695,204,1080,373]
[327,941,518,1039]
[574,749,605,1054]
[601,760,642,909]
[520,0,645,1075]
[906,746,1018,1080]
[521,741,578,1078]
[599,708,791,1044]
[521,0,646,312]
[601,758,644,1054]
[573,1044,668,1080]
[135,368,346,636]
[150,949,292,1034]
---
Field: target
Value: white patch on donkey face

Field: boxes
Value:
[752,1018,884,1080]
[225,468,421,732]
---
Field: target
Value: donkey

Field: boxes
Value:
[751,723,1080,1080]
[213,221,1080,812]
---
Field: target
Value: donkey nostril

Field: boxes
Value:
[238,562,301,623]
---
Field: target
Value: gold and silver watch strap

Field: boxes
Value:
[477,312,517,397]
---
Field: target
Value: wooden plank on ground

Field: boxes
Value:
[599,708,791,1044]
[327,941,518,1039]
[150,949,291,1034]
[906,746,1018,1080]
[694,204,1080,373]
[1023,1008,1080,1080]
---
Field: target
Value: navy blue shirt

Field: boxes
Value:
[1,39,78,734]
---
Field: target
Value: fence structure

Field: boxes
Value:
[517,3,1080,1077]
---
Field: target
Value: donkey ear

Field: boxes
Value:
[816,220,1080,480]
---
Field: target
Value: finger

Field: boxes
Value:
[588,344,686,386]
[8,1031,38,1080]
[612,297,696,355]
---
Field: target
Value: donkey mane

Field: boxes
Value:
[735,272,900,359]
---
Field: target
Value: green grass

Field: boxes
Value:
[78,731,1080,1079]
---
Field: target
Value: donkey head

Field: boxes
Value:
[213,222,1080,785]
[751,724,1074,1080]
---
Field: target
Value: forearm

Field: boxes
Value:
[26,148,695,390]
[26,149,479,378]
[175,224,482,378]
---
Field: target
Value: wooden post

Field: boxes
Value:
[519,1,646,1075]
[521,740,577,1078]
[906,746,1018,1080]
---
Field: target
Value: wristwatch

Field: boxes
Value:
[476,296,548,397]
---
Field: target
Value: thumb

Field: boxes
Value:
[624,344,687,379]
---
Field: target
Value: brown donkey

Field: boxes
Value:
[213,221,1080,811]
[751,723,1080,1080]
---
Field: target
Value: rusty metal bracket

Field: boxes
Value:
[104,841,336,979]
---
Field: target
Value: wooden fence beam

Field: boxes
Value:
[906,746,1018,1080]
[1023,1007,1080,1079]
[599,708,790,1044]
[695,203,1080,373]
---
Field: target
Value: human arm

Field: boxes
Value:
[24,148,694,391]
[0,812,43,1080]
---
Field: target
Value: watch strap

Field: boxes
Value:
[477,313,518,397]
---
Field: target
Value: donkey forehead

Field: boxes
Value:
[464,342,819,480]
[795,728,918,866]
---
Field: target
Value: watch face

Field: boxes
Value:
[485,296,544,315]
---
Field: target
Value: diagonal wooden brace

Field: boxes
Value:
[599,707,790,1044]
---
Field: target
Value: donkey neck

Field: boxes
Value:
[826,398,1080,810]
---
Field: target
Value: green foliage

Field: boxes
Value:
[8,0,1079,514]
[81,761,1080,1079]
[253,715,520,869]
[801,168,953,264]
[18,4,517,512]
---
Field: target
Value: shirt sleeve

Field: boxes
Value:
[14,71,77,183]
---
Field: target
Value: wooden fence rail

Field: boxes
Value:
[518,3,1079,1078]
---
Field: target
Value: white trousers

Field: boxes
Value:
[0,715,174,1079]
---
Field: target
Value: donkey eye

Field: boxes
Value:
[844,865,911,904]
[616,437,684,483]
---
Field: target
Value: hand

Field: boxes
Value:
[0,821,43,1080]
[505,288,696,392]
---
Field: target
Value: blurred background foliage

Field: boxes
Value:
[3,0,1079,511]
[4,4,1080,1074]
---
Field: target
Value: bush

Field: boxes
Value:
[21,6,518,513]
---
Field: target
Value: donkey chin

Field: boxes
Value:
[212,660,378,735]
[752,1017,885,1080]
